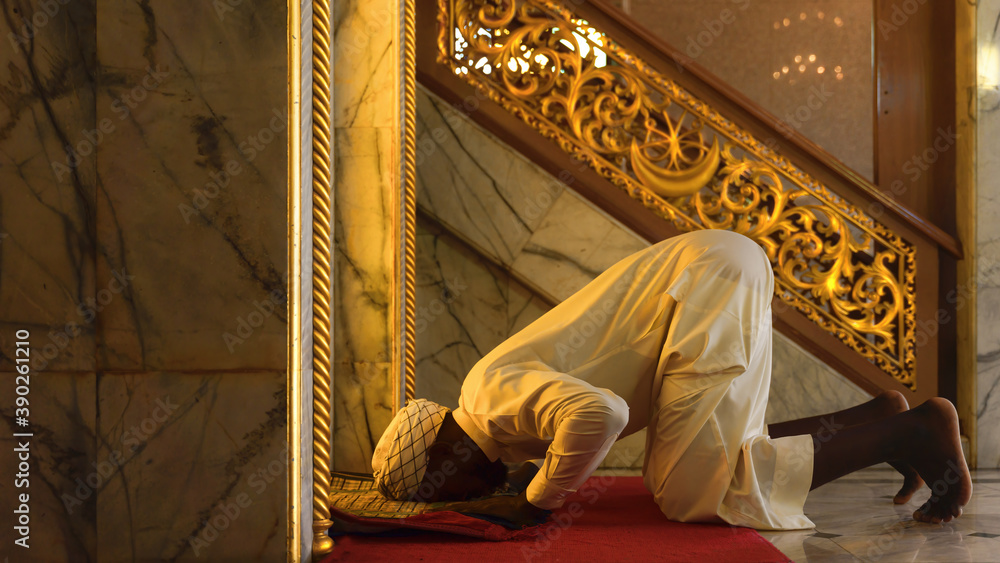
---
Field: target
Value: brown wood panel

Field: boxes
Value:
[875,0,957,236]
[874,0,959,406]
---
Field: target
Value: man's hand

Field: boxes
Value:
[427,491,551,528]
[506,462,540,494]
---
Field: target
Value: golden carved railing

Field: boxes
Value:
[434,0,921,387]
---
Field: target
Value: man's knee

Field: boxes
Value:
[580,392,629,436]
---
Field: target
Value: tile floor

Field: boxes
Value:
[757,468,1000,562]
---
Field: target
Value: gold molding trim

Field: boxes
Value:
[403,0,419,403]
[438,0,918,388]
[287,0,302,559]
[311,0,335,556]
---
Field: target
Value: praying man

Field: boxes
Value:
[371,229,972,530]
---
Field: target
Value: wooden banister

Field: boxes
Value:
[416,0,949,404]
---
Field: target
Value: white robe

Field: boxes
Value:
[451,229,815,530]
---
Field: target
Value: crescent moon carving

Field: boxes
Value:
[629,136,721,198]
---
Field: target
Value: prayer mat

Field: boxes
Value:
[326,471,533,541]
[322,473,792,562]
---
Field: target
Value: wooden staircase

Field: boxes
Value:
[414,0,962,406]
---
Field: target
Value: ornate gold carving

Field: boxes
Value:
[438,0,917,388]
[312,0,335,556]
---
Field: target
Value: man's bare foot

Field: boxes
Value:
[888,460,924,504]
[903,398,973,523]
[874,391,924,504]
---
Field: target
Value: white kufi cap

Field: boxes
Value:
[371,399,451,500]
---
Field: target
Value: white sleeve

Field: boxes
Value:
[515,372,630,510]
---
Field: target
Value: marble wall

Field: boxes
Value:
[413,86,870,470]
[330,0,400,473]
[977,0,1000,469]
[0,0,292,560]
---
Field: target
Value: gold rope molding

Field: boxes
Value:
[404,0,418,403]
[312,0,335,555]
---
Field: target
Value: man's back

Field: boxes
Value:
[454,228,774,446]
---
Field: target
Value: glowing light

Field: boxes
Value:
[834,65,842,73]
[817,66,825,74]
[980,43,1000,86]
[783,18,790,26]
[773,71,781,79]
[799,64,806,72]
[794,55,802,63]
[834,16,843,26]
[836,72,844,80]
[555,28,608,68]
[808,54,816,62]
[817,11,825,19]
[799,12,807,20]
[782,66,789,73]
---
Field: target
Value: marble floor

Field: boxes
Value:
[757,468,1000,562]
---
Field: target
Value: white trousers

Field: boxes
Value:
[637,232,815,530]
[459,229,816,529]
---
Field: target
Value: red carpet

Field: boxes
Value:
[321,476,791,562]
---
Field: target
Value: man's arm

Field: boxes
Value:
[430,491,551,528]
[523,392,628,509]
[431,385,628,525]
